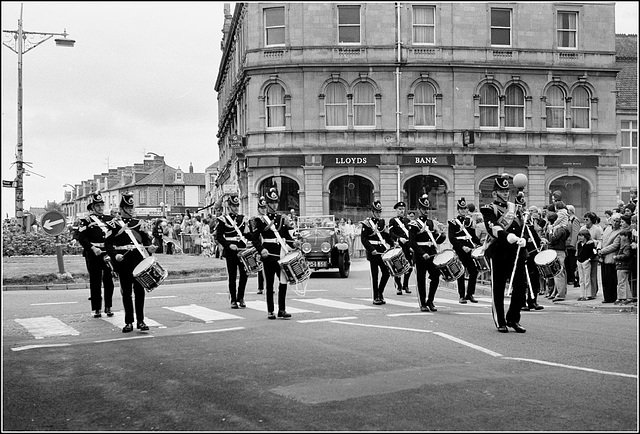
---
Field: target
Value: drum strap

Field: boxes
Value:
[263,214,290,255]
[394,217,409,238]
[367,218,389,249]
[455,218,475,243]
[225,214,248,244]
[116,219,148,259]
[89,215,110,237]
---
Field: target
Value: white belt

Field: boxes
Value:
[368,241,383,245]
[455,236,471,240]
[91,242,105,247]
[113,245,139,251]
[262,238,278,243]
[224,237,242,241]
[416,242,432,246]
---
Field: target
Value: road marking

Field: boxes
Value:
[189,326,245,334]
[146,295,177,299]
[164,305,243,322]
[298,316,358,323]
[94,335,154,343]
[503,357,638,379]
[432,332,503,357]
[374,299,421,308]
[12,343,71,352]
[453,312,492,315]
[329,320,432,334]
[101,311,163,328]
[31,302,78,306]
[244,300,318,313]
[387,312,433,317]
[295,298,380,310]
[15,316,79,339]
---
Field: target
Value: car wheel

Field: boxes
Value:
[338,251,350,278]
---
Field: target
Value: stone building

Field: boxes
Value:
[215,2,620,223]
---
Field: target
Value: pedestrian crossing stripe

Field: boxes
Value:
[164,304,243,322]
[243,300,318,313]
[293,298,380,310]
[14,316,79,339]
[101,312,164,328]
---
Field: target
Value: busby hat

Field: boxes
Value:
[456,197,467,209]
[515,192,526,206]
[87,192,105,211]
[418,194,430,209]
[371,200,383,212]
[393,201,406,209]
[257,196,267,208]
[265,188,279,203]
[226,195,240,206]
[119,192,134,208]
[493,174,510,191]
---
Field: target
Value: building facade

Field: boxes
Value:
[215,2,621,223]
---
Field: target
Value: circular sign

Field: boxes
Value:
[41,210,67,236]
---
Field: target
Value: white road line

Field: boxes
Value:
[164,305,243,322]
[453,312,492,315]
[101,311,163,328]
[298,316,358,323]
[15,316,79,339]
[244,300,318,313]
[189,326,245,334]
[146,295,177,299]
[432,332,503,357]
[503,357,638,379]
[295,298,380,310]
[12,343,71,352]
[330,320,433,334]
[94,335,154,343]
[31,302,78,306]
[387,312,433,317]
[376,299,422,308]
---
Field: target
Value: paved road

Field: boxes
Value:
[2,259,637,431]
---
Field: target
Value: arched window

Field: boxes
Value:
[571,86,590,129]
[353,82,375,127]
[504,85,525,128]
[266,83,285,128]
[325,82,347,128]
[546,85,565,129]
[259,176,300,212]
[329,175,374,223]
[414,82,436,127]
[479,84,499,128]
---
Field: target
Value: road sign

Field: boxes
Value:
[2,180,17,188]
[41,210,67,236]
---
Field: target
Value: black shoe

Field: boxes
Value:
[426,303,437,312]
[373,299,383,305]
[122,323,133,333]
[533,303,544,310]
[459,297,467,304]
[465,295,478,303]
[238,300,246,308]
[257,290,264,294]
[277,310,291,318]
[93,310,102,318]
[380,297,386,304]
[105,308,114,317]
[521,305,530,311]
[404,288,411,294]
[267,312,276,320]
[397,289,403,295]
[137,321,149,331]
[497,325,509,333]
[420,305,430,312]
[506,322,526,333]
[230,301,239,309]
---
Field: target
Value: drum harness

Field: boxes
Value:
[89,215,118,278]
[364,218,390,251]
[224,214,250,249]
[412,218,440,258]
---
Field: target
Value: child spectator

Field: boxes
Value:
[613,230,633,305]
[575,229,597,301]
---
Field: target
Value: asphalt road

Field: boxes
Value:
[2,259,637,431]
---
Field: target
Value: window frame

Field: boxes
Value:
[325,82,348,129]
[412,5,435,45]
[504,84,525,130]
[621,120,638,166]
[265,83,286,130]
[479,83,500,129]
[413,82,436,128]
[571,86,591,130]
[557,11,578,49]
[264,6,285,47]
[352,82,376,128]
[337,4,361,45]
[546,85,566,130]
[490,8,512,47]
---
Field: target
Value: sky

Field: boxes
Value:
[1,1,638,220]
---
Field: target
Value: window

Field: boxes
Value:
[557,11,577,48]
[139,190,147,205]
[413,5,435,44]
[621,120,638,165]
[353,82,375,127]
[504,85,524,128]
[414,82,436,127]
[325,82,348,127]
[266,83,286,128]
[175,189,184,206]
[546,85,565,129]
[491,8,511,46]
[479,84,499,128]
[338,5,360,44]
[264,7,285,46]
[571,86,590,129]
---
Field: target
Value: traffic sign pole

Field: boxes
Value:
[55,235,65,274]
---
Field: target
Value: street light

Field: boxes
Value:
[3,3,75,231]
[145,152,166,216]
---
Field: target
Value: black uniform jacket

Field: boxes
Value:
[480,200,526,261]
[77,213,113,258]
[104,217,154,273]
[389,216,412,245]
[447,215,481,256]
[361,217,394,260]
[215,213,249,257]
[251,213,296,263]
[408,216,446,259]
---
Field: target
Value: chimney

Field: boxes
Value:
[189,162,194,173]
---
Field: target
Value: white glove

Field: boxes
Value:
[91,246,102,256]
[516,237,526,248]
[506,233,519,244]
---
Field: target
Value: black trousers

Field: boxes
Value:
[525,256,541,306]
[368,254,390,300]
[85,253,114,311]
[489,256,527,328]
[225,252,248,303]
[601,263,618,303]
[414,256,440,307]
[118,270,146,325]
[455,250,478,298]
[263,260,287,313]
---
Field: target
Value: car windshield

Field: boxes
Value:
[298,215,336,229]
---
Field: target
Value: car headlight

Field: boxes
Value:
[321,242,331,253]
[301,242,312,254]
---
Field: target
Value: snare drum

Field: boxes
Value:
[471,247,490,271]
[432,249,465,282]
[238,247,263,275]
[534,249,562,278]
[382,247,411,277]
[132,256,168,292]
[279,250,311,284]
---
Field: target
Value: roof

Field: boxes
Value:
[615,34,637,110]
[136,166,205,186]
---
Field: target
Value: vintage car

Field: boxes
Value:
[296,215,350,277]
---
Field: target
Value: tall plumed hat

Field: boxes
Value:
[226,195,240,206]
[87,192,105,211]
[265,188,279,203]
[493,174,510,191]
[119,192,135,208]
[257,196,267,207]
[456,197,467,209]
[515,192,526,206]
[418,194,430,209]
[371,200,383,212]
[393,201,406,210]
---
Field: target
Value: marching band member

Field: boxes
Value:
[215,195,249,309]
[361,200,395,305]
[389,201,413,295]
[408,194,446,312]
[251,188,297,320]
[521,202,544,311]
[77,192,115,318]
[251,201,269,294]
[480,175,528,333]
[447,198,481,304]
[105,193,156,333]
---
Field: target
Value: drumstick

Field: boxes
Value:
[507,210,529,294]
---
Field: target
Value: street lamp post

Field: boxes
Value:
[3,3,75,231]
[146,152,166,217]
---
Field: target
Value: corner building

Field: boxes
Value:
[215,2,619,223]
